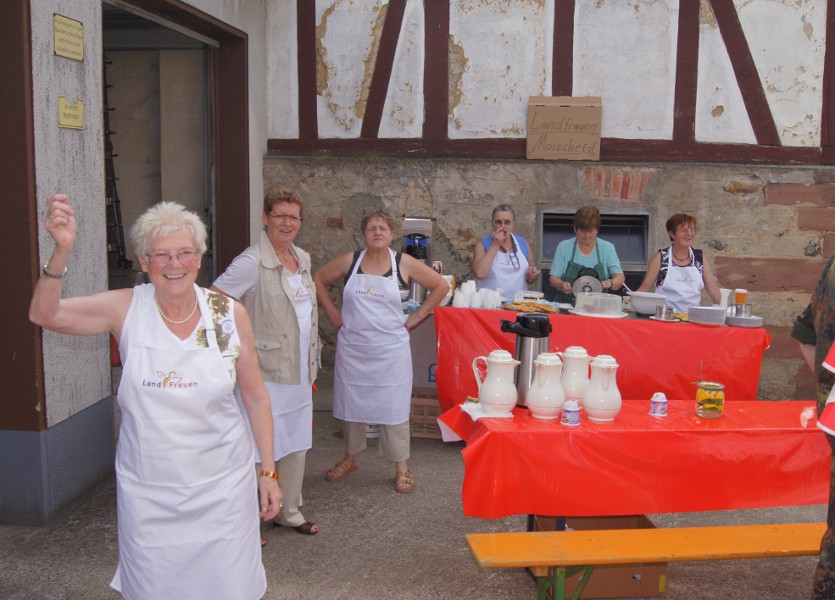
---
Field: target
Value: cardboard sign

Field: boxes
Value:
[527,96,602,161]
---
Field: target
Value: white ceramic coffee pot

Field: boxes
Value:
[583,354,622,422]
[558,346,593,406]
[472,349,520,415]
[526,352,566,421]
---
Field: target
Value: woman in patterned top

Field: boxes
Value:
[29,195,281,600]
[637,213,722,312]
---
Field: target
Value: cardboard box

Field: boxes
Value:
[410,389,442,439]
[526,96,602,161]
[532,515,667,599]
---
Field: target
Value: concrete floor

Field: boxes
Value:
[0,368,826,599]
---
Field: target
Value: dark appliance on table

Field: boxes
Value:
[500,312,552,407]
[402,217,435,303]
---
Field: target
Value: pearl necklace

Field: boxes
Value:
[154,290,198,324]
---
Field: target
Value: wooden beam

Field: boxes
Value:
[297,0,318,140]
[673,0,699,141]
[708,0,781,146]
[360,0,407,139]
[268,136,821,164]
[552,0,575,96]
[821,0,835,163]
[423,0,449,139]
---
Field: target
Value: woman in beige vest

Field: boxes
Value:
[212,187,320,538]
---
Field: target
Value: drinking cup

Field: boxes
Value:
[734,288,748,304]
[733,303,753,318]
[654,306,675,321]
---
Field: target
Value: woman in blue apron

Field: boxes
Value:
[30,195,281,600]
[313,210,449,494]
[637,213,722,312]
[472,204,540,297]
[549,205,625,304]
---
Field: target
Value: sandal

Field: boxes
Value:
[395,470,414,494]
[274,521,319,535]
[326,461,358,482]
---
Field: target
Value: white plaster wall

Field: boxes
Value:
[315,0,383,137]
[736,0,824,146]
[695,17,757,144]
[30,0,111,426]
[449,0,552,138]
[266,0,827,148]
[267,0,299,139]
[574,0,677,140]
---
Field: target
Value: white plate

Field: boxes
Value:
[568,309,628,319]
[726,315,763,328]
[688,319,724,327]
[649,316,680,323]
[554,302,573,311]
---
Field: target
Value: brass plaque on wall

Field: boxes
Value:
[54,14,83,61]
[58,97,83,129]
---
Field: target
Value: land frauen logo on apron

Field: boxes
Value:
[143,370,200,390]
[356,285,385,298]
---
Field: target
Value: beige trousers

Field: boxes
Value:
[343,421,410,463]
[261,450,308,527]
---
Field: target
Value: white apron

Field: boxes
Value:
[657,246,703,312]
[111,284,265,600]
[236,272,313,461]
[477,233,529,296]
[333,248,412,425]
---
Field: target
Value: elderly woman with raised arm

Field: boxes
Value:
[29,195,281,600]
[313,210,449,494]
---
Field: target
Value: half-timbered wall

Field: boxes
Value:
[265,0,835,400]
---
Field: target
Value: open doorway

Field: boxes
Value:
[101,0,251,290]
[103,1,215,289]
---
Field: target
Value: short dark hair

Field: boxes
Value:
[263,187,304,216]
[360,210,396,233]
[491,204,515,221]
[574,205,600,231]
[666,213,697,240]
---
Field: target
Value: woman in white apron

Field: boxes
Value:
[313,210,449,494]
[637,213,722,312]
[472,204,540,297]
[212,187,320,537]
[29,196,281,600]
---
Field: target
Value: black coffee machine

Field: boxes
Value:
[500,312,552,407]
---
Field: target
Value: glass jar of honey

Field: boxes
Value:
[696,381,725,418]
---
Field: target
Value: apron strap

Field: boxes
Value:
[195,285,219,350]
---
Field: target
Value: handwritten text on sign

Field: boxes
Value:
[526,97,602,161]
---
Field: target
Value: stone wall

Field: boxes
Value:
[265,155,835,400]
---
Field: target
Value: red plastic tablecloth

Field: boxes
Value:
[439,400,829,519]
[434,307,771,412]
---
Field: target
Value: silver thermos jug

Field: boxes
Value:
[499,312,553,407]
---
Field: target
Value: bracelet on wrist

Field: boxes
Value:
[258,470,279,481]
[42,263,67,279]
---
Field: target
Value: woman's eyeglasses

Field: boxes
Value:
[146,250,201,265]
[268,213,303,223]
[493,219,513,227]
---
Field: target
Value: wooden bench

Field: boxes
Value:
[467,522,825,600]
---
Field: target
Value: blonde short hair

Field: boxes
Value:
[130,201,208,258]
